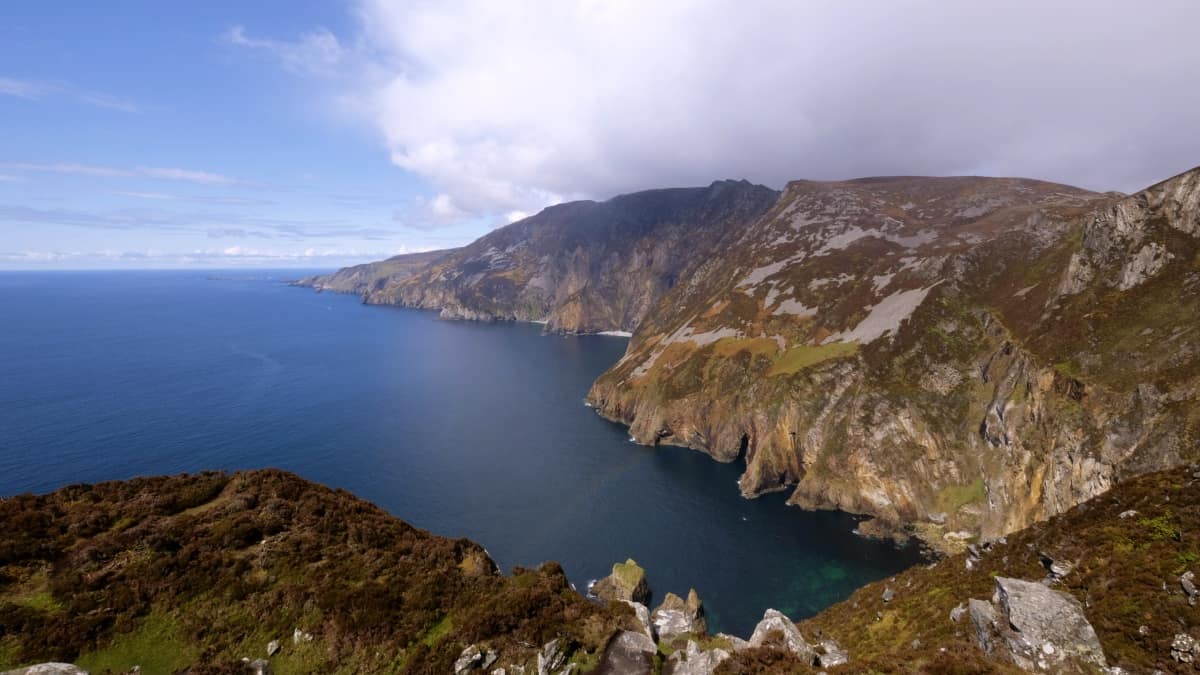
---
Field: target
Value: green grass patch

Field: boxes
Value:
[936,478,985,514]
[419,614,454,648]
[1138,513,1180,542]
[766,341,859,376]
[76,612,198,675]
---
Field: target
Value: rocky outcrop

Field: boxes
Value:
[663,640,730,675]
[969,577,1107,672]
[0,666,88,675]
[590,559,650,605]
[747,608,815,663]
[650,589,706,641]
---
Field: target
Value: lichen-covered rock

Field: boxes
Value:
[1172,633,1199,663]
[748,609,814,662]
[590,559,650,604]
[537,638,568,675]
[651,589,707,641]
[0,665,89,675]
[969,577,1107,671]
[663,640,730,675]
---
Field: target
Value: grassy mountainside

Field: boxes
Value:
[0,471,630,674]
[291,249,454,296]
[587,168,1200,549]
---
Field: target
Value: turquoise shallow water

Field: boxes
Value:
[0,270,921,635]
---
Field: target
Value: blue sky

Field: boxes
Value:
[3,1,1198,269]
[0,1,482,269]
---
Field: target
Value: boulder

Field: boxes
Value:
[663,640,731,675]
[949,601,968,623]
[651,589,707,641]
[882,588,896,603]
[590,559,650,604]
[748,609,815,663]
[1182,571,1198,604]
[815,639,849,667]
[595,630,655,675]
[1172,633,1199,663]
[0,665,89,675]
[455,645,484,674]
[968,577,1107,671]
[537,638,568,675]
[244,659,272,675]
[266,639,280,657]
[292,627,313,644]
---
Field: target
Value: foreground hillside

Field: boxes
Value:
[2,467,1199,673]
[0,471,629,674]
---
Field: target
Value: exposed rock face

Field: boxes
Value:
[969,577,1107,672]
[663,640,730,675]
[305,181,778,334]
[587,168,1200,544]
[747,609,815,663]
[0,665,88,675]
[650,589,707,641]
[590,559,650,604]
[595,631,655,675]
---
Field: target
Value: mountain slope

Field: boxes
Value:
[587,168,1200,547]
[346,180,779,333]
[291,249,453,295]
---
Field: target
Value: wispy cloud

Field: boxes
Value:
[0,246,421,269]
[0,203,396,241]
[0,76,141,112]
[0,174,20,182]
[110,190,275,206]
[224,25,346,76]
[3,162,243,186]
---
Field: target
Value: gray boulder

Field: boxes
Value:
[1182,571,1198,605]
[1,665,89,675]
[266,639,281,657]
[1172,633,1199,663]
[969,577,1107,671]
[651,589,707,641]
[815,639,849,667]
[664,640,731,675]
[748,609,815,663]
[244,659,272,675]
[537,638,568,675]
[455,644,484,674]
[595,630,655,675]
[590,559,650,604]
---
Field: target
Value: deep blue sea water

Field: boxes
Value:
[0,270,920,635]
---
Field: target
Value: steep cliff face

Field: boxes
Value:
[291,249,454,295]
[587,169,1200,544]
[363,180,779,333]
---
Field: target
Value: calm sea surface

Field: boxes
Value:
[0,270,921,635]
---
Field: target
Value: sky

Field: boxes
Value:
[2,1,1199,270]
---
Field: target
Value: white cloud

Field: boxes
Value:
[0,246,415,269]
[234,0,1200,226]
[0,77,53,99]
[0,76,140,112]
[225,25,346,76]
[3,162,241,185]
